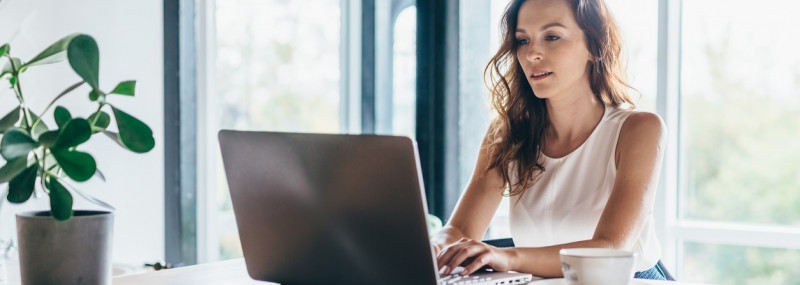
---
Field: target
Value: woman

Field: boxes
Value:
[431,0,668,280]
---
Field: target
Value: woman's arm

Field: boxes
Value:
[430,132,506,256]
[438,112,667,277]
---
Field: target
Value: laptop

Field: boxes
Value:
[218,130,533,285]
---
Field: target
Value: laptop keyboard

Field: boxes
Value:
[438,273,494,285]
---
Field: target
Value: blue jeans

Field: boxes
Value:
[634,261,668,280]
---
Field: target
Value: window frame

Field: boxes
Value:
[416,0,460,220]
[164,0,198,267]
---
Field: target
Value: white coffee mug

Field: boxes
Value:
[559,248,636,285]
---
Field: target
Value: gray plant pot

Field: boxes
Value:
[16,210,114,285]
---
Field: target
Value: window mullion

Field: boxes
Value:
[672,222,800,250]
[656,0,683,273]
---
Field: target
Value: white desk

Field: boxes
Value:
[113,259,267,285]
[113,258,708,285]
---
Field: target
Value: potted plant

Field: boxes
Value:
[0,33,154,285]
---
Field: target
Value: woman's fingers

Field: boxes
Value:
[461,253,491,275]
[437,239,513,276]
[445,245,485,275]
[432,243,443,257]
[436,240,470,271]
[436,240,492,275]
[437,242,514,276]
[436,242,462,269]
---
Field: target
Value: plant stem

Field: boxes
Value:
[47,159,59,172]
[7,56,46,187]
[12,88,32,127]
[6,55,33,132]
[90,103,106,127]
[40,148,48,192]
[43,170,64,192]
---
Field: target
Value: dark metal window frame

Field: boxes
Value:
[361,0,376,133]
[164,0,197,267]
[416,0,460,220]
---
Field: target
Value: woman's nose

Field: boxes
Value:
[526,45,543,61]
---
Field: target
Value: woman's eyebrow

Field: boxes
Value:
[540,22,567,30]
[516,22,567,33]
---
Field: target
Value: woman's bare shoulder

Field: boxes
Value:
[618,111,666,152]
[622,111,664,135]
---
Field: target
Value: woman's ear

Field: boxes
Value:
[589,52,601,62]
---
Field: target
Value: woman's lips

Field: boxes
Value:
[531,72,553,81]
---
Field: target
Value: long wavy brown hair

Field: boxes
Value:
[484,0,636,196]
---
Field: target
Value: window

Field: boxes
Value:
[676,0,800,283]
[390,6,416,139]
[202,0,343,262]
[200,0,413,262]
[680,0,800,227]
[605,0,658,111]
[373,1,416,138]
[681,242,800,284]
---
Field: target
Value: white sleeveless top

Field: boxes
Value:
[508,106,661,271]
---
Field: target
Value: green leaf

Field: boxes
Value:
[7,163,38,203]
[1,57,22,77]
[46,178,73,221]
[0,156,28,183]
[0,107,20,133]
[112,107,154,153]
[54,106,72,129]
[67,35,99,89]
[38,130,60,148]
[88,111,111,132]
[0,44,8,58]
[0,128,39,160]
[53,118,91,149]
[21,111,50,140]
[23,33,80,68]
[51,148,96,182]
[89,89,105,101]
[101,130,126,148]
[9,76,17,85]
[94,168,106,182]
[109,80,136,96]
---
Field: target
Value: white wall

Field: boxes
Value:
[0,0,164,266]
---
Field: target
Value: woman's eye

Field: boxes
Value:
[516,38,530,45]
[545,35,561,41]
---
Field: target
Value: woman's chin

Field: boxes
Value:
[531,90,551,99]
[528,84,552,99]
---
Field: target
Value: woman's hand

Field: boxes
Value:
[432,242,444,257]
[436,238,515,276]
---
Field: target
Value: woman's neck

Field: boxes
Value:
[544,90,605,144]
